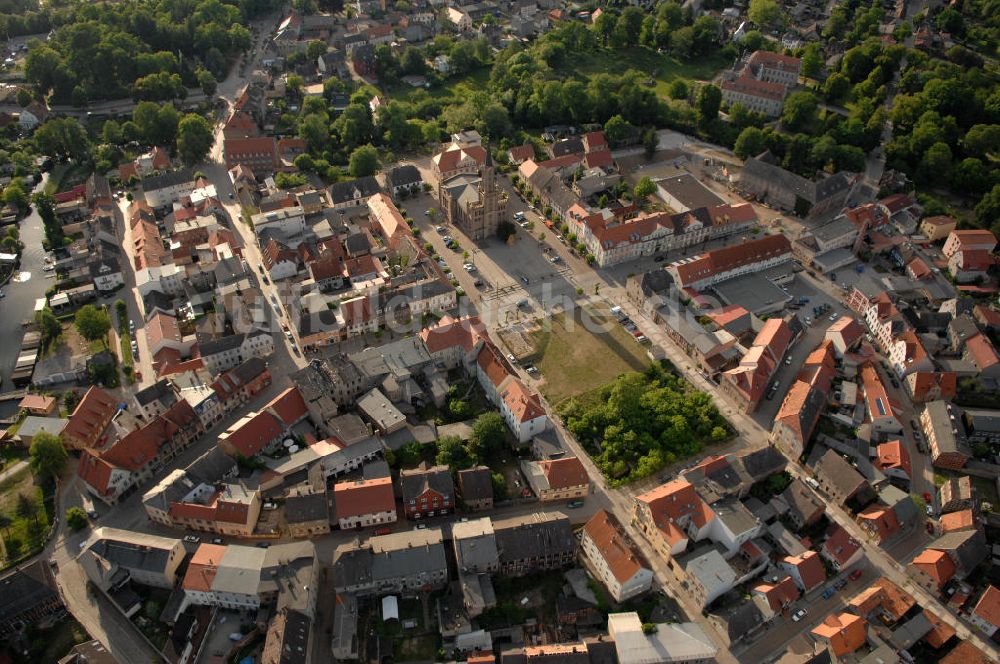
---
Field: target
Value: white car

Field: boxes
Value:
[42,264,54,272]
[463,263,476,272]
[792,608,807,622]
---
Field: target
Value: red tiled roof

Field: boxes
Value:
[508,144,535,163]
[540,456,588,490]
[223,411,284,457]
[823,525,861,566]
[939,642,993,664]
[477,341,515,389]
[754,576,800,612]
[635,479,714,546]
[908,371,957,401]
[706,304,749,328]
[875,440,911,478]
[333,477,395,521]
[500,379,546,424]
[420,315,488,355]
[722,74,787,101]
[858,503,901,541]
[972,585,1000,630]
[911,549,956,587]
[583,131,607,150]
[182,543,226,591]
[583,150,613,170]
[878,193,914,214]
[19,394,56,413]
[748,50,802,70]
[583,510,647,583]
[265,387,307,427]
[340,296,373,328]
[939,509,975,533]
[344,254,380,278]
[64,387,118,449]
[433,144,486,174]
[224,136,278,165]
[77,451,116,496]
[811,612,866,657]
[672,234,791,287]
[784,550,825,591]
[921,609,956,647]
[965,333,1000,371]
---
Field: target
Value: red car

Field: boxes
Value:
[373,527,391,536]
[922,492,932,503]
[849,569,863,581]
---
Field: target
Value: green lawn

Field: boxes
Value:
[530,305,650,407]
[383,67,491,104]
[564,46,728,93]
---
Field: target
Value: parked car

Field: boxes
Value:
[792,609,807,622]
[567,500,585,508]
[834,578,847,590]
[849,568,863,581]
[822,587,836,600]
[183,535,200,544]
[374,527,392,536]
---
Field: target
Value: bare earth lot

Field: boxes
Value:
[529,304,650,406]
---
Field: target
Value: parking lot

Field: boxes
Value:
[399,193,585,329]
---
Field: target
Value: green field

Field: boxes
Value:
[564,46,728,94]
[530,305,650,406]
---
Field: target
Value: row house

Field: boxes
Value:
[332,529,449,596]
[399,464,454,519]
[667,234,792,291]
[217,387,309,458]
[198,330,275,376]
[78,400,203,505]
[63,386,119,451]
[720,318,793,413]
[333,476,397,529]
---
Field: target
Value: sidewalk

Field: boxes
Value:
[0,459,27,483]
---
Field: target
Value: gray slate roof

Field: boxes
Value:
[493,513,574,564]
[399,464,454,501]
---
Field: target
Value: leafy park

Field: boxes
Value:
[559,362,731,486]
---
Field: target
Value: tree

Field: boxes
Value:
[436,435,474,469]
[65,507,88,531]
[300,113,330,153]
[748,0,782,28]
[696,85,721,126]
[306,40,327,62]
[2,179,29,213]
[642,128,659,159]
[734,127,767,160]
[801,44,822,80]
[975,184,1000,231]
[491,472,507,499]
[196,68,217,96]
[35,307,61,345]
[470,412,506,458]
[133,102,179,147]
[448,399,473,420]
[29,430,67,480]
[633,176,656,202]
[74,304,111,344]
[176,114,214,166]
[348,144,380,177]
[667,79,689,100]
[34,118,90,162]
[603,115,634,145]
[781,91,818,132]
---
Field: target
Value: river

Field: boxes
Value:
[0,173,52,417]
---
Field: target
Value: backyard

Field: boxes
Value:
[529,305,650,407]
[19,616,90,664]
[0,465,54,564]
